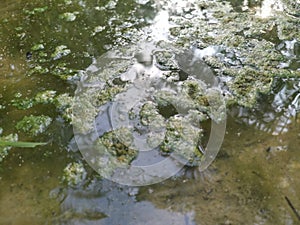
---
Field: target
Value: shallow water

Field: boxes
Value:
[0,0,299,224]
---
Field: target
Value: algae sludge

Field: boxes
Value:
[0,0,299,224]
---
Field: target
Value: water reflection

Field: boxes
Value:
[278,39,300,70]
[1,0,300,224]
[255,0,284,18]
[231,78,300,135]
[229,0,285,16]
[54,179,195,225]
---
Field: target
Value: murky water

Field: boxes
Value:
[0,0,299,224]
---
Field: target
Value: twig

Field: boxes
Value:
[285,196,300,221]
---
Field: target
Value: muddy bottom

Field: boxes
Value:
[0,113,299,225]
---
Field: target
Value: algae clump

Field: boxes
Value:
[16,115,52,136]
[62,162,87,187]
[0,129,18,163]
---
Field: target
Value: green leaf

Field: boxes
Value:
[0,141,47,148]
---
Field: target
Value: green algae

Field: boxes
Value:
[16,115,52,136]
[31,43,45,51]
[160,115,203,166]
[98,129,137,164]
[0,0,299,224]
[72,90,100,133]
[27,65,50,76]
[3,0,155,84]
[140,102,165,127]
[51,45,71,60]
[54,93,74,122]
[164,0,300,106]
[73,46,226,170]
[51,63,78,80]
[35,90,57,104]
[62,162,87,187]
[12,90,56,110]
[23,6,48,15]
[90,128,138,177]
[59,12,78,22]
[91,26,106,36]
[67,0,299,175]
[11,97,35,110]
[227,68,273,107]
[3,0,299,169]
[139,101,166,148]
[96,85,126,106]
[10,90,74,123]
[0,131,18,163]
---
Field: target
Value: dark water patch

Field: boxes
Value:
[261,24,281,45]
[0,0,157,82]
[157,103,178,119]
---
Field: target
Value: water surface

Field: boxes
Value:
[0,0,299,224]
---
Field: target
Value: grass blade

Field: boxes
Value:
[0,141,47,148]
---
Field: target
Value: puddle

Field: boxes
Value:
[0,0,299,224]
